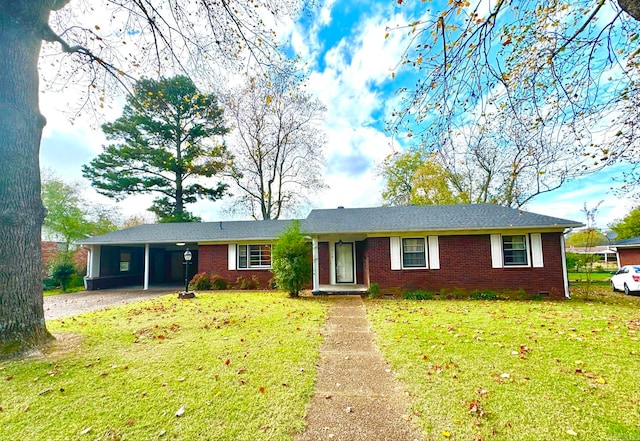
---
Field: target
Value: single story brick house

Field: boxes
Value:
[614,236,640,267]
[78,204,583,298]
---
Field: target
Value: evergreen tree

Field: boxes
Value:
[83,76,230,222]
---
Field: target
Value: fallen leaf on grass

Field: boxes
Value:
[80,427,92,435]
[259,386,265,393]
[442,430,451,437]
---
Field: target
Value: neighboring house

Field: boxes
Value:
[564,245,617,266]
[78,204,583,298]
[613,236,640,267]
[41,241,88,276]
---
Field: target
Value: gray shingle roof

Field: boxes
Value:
[79,204,583,245]
[302,204,583,234]
[79,219,294,245]
[615,236,640,247]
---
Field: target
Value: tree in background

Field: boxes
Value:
[0,0,307,352]
[390,1,640,199]
[82,76,230,223]
[565,230,608,248]
[271,220,312,297]
[609,206,640,240]
[224,71,326,220]
[380,151,464,206]
[42,173,120,250]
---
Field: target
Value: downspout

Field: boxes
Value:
[561,231,570,299]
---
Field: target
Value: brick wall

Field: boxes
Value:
[198,244,274,288]
[41,242,88,276]
[364,233,567,298]
[618,248,640,267]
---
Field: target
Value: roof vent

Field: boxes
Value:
[337,206,344,209]
[219,221,223,230]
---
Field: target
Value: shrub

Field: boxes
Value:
[368,283,381,299]
[271,220,312,297]
[469,290,500,300]
[403,289,434,300]
[189,272,212,290]
[236,276,258,290]
[49,261,76,292]
[210,275,228,290]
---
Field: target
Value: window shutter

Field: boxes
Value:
[530,233,544,267]
[428,236,440,269]
[228,244,237,270]
[490,234,503,268]
[390,237,401,270]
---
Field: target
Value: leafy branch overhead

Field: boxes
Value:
[82,76,231,222]
[390,0,640,197]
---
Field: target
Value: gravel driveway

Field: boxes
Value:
[44,287,175,320]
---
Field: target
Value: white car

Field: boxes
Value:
[611,265,640,295]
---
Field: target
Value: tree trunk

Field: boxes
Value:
[618,0,640,21]
[0,2,53,353]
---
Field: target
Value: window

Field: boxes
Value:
[120,252,131,272]
[502,235,528,266]
[238,244,272,269]
[402,238,426,268]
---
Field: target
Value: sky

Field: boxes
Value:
[39,0,637,230]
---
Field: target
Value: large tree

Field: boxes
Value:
[0,0,305,352]
[224,72,326,220]
[390,0,640,197]
[610,206,640,239]
[380,151,464,206]
[42,173,120,250]
[83,76,229,222]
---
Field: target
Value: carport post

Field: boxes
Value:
[143,243,150,290]
[312,237,319,292]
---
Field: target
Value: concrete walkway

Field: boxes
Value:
[296,295,422,441]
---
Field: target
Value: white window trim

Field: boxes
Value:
[237,244,273,270]
[391,236,440,270]
[390,237,401,270]
[492,234,532,268]
[530,233,544,268]
[228,244,237,271]
[428,236,440,270]
[401,237,429,270]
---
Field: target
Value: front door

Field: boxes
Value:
[335,242,354,283]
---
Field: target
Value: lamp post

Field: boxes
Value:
[179,248,195,299]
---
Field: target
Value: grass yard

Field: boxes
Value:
[366,287,640,441]
[0,292,327,441]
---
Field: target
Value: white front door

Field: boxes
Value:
[335,242,354,283]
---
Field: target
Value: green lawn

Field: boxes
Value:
[568,270,614,283]
[1,292,328,441]
[43,286,86,296]
[4,288,639,440]
[366,287,640,441]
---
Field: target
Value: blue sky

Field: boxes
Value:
[39,0,636,228]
